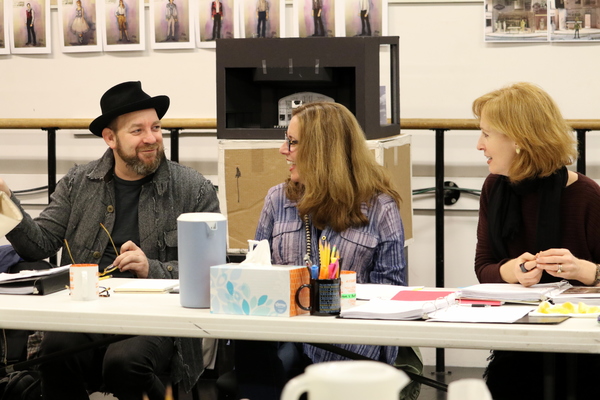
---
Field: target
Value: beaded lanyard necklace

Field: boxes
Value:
[303,214,312,267]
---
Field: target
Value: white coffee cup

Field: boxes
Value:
[281,360,409,400]
[69,264,99,301]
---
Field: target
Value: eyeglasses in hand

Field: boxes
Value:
[63,223,121,277]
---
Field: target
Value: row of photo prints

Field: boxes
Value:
[0,0,389,55]
[485,0,600,42]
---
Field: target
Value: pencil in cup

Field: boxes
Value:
[318,240,340,279]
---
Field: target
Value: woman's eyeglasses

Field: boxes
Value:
[284,131,298,152]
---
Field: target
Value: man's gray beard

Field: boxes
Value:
[117,146,164,176]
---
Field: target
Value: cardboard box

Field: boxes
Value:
[218,135,413,252]
[210,263,310,317]
[368,135,413,245]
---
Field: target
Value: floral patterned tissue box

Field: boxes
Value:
[210,263,310,317]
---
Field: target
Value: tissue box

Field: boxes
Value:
[210,263,310,317]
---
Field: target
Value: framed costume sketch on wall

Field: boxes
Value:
[101,0,145,51]
[195,0,235,48]
[57,0,102,53]
[9,0,51,54]
[548,0,600,41]
[484,0,600,42]
[342,0,387,37]
[0,0,9,54]
[293,0,341,37]
[150,0,195,49]
[484,0,547,42]
[238,0,285,39]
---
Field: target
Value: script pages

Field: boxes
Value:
[548,286,600,306]
[341,292,532,323]
[340,293,458,320]
[458,280,572,303]
[113,279,179,293]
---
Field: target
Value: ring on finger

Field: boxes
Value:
[519,262,528,273]
[557,264,562,274]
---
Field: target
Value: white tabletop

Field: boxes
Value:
[0,279,598,354]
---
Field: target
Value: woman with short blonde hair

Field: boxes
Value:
[472,82,577,183]
[474,82,600,399]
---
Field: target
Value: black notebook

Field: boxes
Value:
[0,266,69,295]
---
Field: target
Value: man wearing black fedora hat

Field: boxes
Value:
[0,81,220,399]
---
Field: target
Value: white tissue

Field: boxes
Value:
[240,239,272,266]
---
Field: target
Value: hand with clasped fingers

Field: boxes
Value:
[536,248,597,286]
[503,249,598,287]
[506,252,543,287]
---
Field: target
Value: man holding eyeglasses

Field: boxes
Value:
[0,81,220,400]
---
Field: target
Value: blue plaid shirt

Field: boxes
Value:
[255,183,406,364]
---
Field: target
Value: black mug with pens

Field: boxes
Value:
[296,239,342,315]
[295,278,341,316]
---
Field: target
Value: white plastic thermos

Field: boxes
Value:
[177,212,227,308]
[281,360,409,400]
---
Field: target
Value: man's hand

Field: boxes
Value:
[114,241,150,278]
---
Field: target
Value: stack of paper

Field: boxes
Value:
[340,295,534,323]
[426,305,533,323]
[113,279,179,293]
[340,294,457,320]
[549,286,600,306]
[0,265,69,295]
[458,281,572,303]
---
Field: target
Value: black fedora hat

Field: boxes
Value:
[89,81,170,136]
